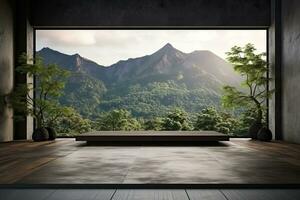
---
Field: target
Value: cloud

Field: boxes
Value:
[37,30,96,46]
[36,30,266,66]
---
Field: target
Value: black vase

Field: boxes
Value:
[257,127,273,141]
[46,127,57,140]
[32,127,49,142]
[248,121,263,140]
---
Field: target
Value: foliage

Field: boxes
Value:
[222,43,272,124]
[144,117,164,130]
[194,107,238,134]
[231,108,258,137]
[194,107,221,131]
[96,109,141,131]
[96,80,220,119]
[54,107,92,135]
[10,54,70,128]
[43,101,71,127]
[60,73,106,118]
[162,108,193,130]
[30,44,269,137]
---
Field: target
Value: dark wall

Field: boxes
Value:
[281,0,300,143]
[268,0,282,140]
[14,0,34,140]
[30,0,270,27]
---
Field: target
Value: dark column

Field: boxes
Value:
[14,0,34,140]
[268,0,282,140]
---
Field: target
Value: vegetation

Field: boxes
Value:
[222,43,272,126]
[161,108,192,131]
[21,43,268,137]
[11,54,70,128]
[95,109,141,131]
[54,107,92,136]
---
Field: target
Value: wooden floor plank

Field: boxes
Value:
[186,189,227,200]
[221,189,300,200]
[112,189,189,200]
[0,189,54,200]
[47,189,115,200]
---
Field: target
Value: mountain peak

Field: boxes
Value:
[163,43,174,48]
[38,47,69,57]
[159,43,176,51]
[39,47,55,52]
[153,43,183,56]
[73,53,81,57]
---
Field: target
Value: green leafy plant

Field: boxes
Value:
[11,54,70,129]
[222,43,273,126]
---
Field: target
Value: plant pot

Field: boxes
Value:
[32,127,49,142]
[248,121,263,140]
[257,127,273,141]
[46,127,57,140]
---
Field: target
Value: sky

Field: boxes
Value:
[36,30,266,66]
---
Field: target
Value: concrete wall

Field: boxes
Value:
[30,0,270,27]
[281,0,300,143]
[0,0,14,141]
[0,0,34,142]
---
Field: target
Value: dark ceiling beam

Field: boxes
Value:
[29,0,271,28]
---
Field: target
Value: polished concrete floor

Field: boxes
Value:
[0,139,300,184]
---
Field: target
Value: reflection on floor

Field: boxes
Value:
[0,138,300,184]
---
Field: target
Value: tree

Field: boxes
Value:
[96,109,141,131]
[232,108,258,136]
[162,108,192,130]
[194,107,221,131]
[55,107,92,135]
[43,102,71,128]
[11,54,70,128]
[144,117,164,130]
[194,107,238,134]
[222,44,273,125]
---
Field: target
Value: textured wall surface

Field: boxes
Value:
[30,0,270,27]
[0,0,14,141]
[281,0,300,143]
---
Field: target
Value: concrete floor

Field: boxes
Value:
[1,139,300,184]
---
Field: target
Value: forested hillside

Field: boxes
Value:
[37,44,240,118]
[36,44,255,136]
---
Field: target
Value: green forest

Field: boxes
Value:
[11,43,269,137]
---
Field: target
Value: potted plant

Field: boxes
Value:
[222,44,274,140]
[10,54,70,141]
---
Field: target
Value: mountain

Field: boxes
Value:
[37,44,241,118]
[37,47,108,81]
[102,43,240,87]
[37,48,107,117]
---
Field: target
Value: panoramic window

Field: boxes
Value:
[35,30,267,137]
